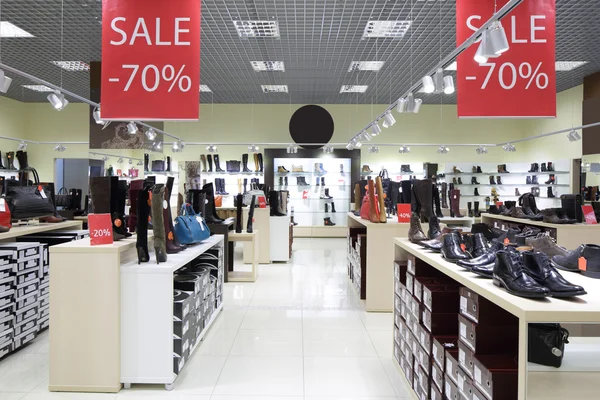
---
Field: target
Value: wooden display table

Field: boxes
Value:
[481,213,600,250]
[347,212,410,312]
[228,231,259,282]
[0,220,83,242]
[217,207,271,264]
[393,238,600,400]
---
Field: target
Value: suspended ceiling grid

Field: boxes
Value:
[0,0,597,104]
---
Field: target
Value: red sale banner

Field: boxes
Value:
[582,205,598,224]
[101,0,201,120]
[397,204,411,223]
[88,213,114,245]
[456,0,556,117]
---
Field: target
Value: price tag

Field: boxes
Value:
[582,205,597,224]
[474,365,482,384]
[579,257,587,272]
[0,198,5,212]
[445,382,451,397]
[88,213,114,245]
[397,204,411,222]
[459,348,466,366]
[38,186,47,199]
[460,296,467,313]
[460,322,467,339]
[196,216,205,230]
[258,195,267,208]
[302,190,309,199]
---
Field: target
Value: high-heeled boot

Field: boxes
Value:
[247,195,256,233]
[368,180,379,223]
[376,177,387,223]
[151,185,168,264]
[7,152,15,170]
[207,154,213,173]
[200,154,207,173]
[214,154,225,172]
[202,183,225,223]
[434,186,444,218]
[165,177,184,252]
[235,194,243,233]
[128,180,144,233]
[450,189,465,218]
[114,179,132,238]
[136,187,151,264]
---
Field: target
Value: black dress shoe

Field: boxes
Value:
[493,251,550,298]
[441,232,471,263]
[488,205,500,215]
[469,233,490,258]
[522,251,586,297]
[427,215,442,240]
[551,244,600,273]
[420,236,443,251]
[470,223,503,241]
[523,207,543,221]
[458,241,504,270]
[498,227,521,244]
[515,226,542,246]
[472,263,494,278]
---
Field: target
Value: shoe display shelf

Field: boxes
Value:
[216,207,271,264]
[392,238,600,400]
[359,163,423,178]
[480,213,600,250]
[48,234,225,393]
[0,220,83,241]
[347,212,410,312]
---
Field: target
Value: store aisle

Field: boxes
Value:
[0,238,413,399]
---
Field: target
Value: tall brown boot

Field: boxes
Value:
[415,179,433,223]
[151,185,168,263]
[450,189,464,217]
[368,180,379,223]
[200,154,207,172]
[253,153,260,172]
[354,183,362,213]
[441,182,448,208]
[376,177,387,223]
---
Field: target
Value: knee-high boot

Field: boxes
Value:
[151,185,168,263]
[376,177,387,223]
[368,180,379,223]
[136,187,151,264]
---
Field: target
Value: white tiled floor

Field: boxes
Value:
[0,238,413,399]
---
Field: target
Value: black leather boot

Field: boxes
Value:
[441,182,448,208]
[532,176,539,184]
[489,176,496,185]
[202,183,224,223]
[235,194,243,233]
[470,233,490,258]
[207,155,213,172]
[136,187,151,264]
[458,241,504,273]
[151,185,168,264]
[476,166,483,173]
[427,215,442,240]
[441,232,470,262]
[408,212,427,243]
[258,153,264,173]
[471,223,503,241]
[541,163,547,172]
[548,187,555,198]
[473,201,481,217]
[331,202,336,213]
[242,154,252,172]
[474,188,480,196]
[526,176,532,184]
[220,178,229,195]
[269,191,286,216]
[493,251,549,298]
[324,217,336,226]
[415,180,433,222]
[166,156,171,172]
[144,153,149,172]
[214,154,225,172]
[497,176,503,185]
[523,251,586,297]
[551,244,600,273]
[471,177,480,185]
[247,195,256,233]
[433,186,444,218]
[468,202,473,217]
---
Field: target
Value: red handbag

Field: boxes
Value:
[360,193,370,219]
[0,198,12,230]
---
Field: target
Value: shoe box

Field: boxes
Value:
[0,290,14,310]
[457,362,474,400]
[458,314,518,355]
[354,234,367,299]
[173,351,187,375]
[0,242,40,261]
[445,373,459,400]
[459,287,516,325]
[174,290,195,321]
[430,382,443,400]
[431,359,444,394]
[472,354,518,400]
[432,336,459,371]
[0,340,11,359]
[445,348,460,386]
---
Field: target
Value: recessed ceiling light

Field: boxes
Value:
[22,85,54,92]
[340,85,369,93]
[349,61,385,72]
[251,61,285,72]
[234,20,280,38]
[555,61,588,71]
[51,61,90,71]
[0,21,34,38]
[199,85,212,92]
[362,21,412,39]
[445,62,457,71]
[261,85,288,93]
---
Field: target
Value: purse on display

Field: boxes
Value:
[5,167,56,221]
[129,168,139,178]
[152,160,165,172]
[226,161,241,173]
[55,187,72,208]
[174,204,211,245]
[292,165,304,172]
[528,323,569,368]
[0,197,11,230]
[243,182,264,207]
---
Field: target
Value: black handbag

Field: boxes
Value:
[379,169,391,196]
[226,161,241,173]
[561,194,583,222]
[528,323,569,368]
[151,160,165,172]
[5,168,56,221]
[55,187,71,208]
[519,192,539,213]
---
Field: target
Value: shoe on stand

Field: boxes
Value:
[526,233,569,258]
[441,232,470,262]
[268,191,287,217]
[548,187,556,198]
[545,174,556,184]
[541,163,547,172]
[469,233,490,258]
[409,212,427,243]
[277,165,289,173]
[458,241,504,274]
[474,188,480,196]
[468,202,474,217]
[497,176,503,185]
[490,176,496,185]
[427,215,442,240]
[551,244,600,273]
[547,162,555,172]
[515,188,521,196]
[362,165,373,173]
[471,177,480,185]
[523,252,586,297]
[324,217,336,226]
[493,251,550,298]
[453,166,463,174]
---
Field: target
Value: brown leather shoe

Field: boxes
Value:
[409,212,427,243]
[526,233,570,258]
[39,215,64,223]
[510,207,529,219]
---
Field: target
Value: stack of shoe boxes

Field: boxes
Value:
[0,243,41,353]
[37,244,50,331]
[457,287,518,400]
[0,251,14,359]
[393,256,461,400]
[346,227,367,299]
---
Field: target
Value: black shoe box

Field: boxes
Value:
[430,381,443,400]
[38,294,49,309]
[0,289,14,309]
[0,327,12,348]
[394,261,409,285]
[38,282,49,298]
[416,364,431,398]
[38,315,49,331]
[16,235,75,247]
[458,314,518,356]
[16,268,39,286]
[173,311,195,339]
[16,256,40,274]
[472,355,518,400]
[0,276,14,294]
[431,360,444,392]
[16,280,38,299]
[433,336,458,371]
[13,314,37,336]
[0,242,40,260]
[472,385,487,400]
[173,290,195,321]
[458,340,475,380]
[173,351,187,375]
[459,287,517,325]
[38,305,49,320]
[174,274,202,296]
[0,341,11,359]
[0,256,13,280]
[445,373,459,400]
[423,309,459,336]
[0,315,13,332]
[173,332,191,358]
[416,323,432,355]
[184,266,210,289]
[416,341,432,375]
[0,303,13,320]
[15,303,37,324]
[445,349,460,386]
[407,255,448,278]
[457,366,474,400]
[423,284,460,313]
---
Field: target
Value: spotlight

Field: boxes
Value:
[17,141,27,151]
[353,139,363,148]
[323,145,334,154]
[154,141,163,150]
[437,146,450,154]
[502,143,516,152]
[47,91,69,111]
[145,128,157,141]
[398,146,410,154]
[53,144,66,152]
[248,145,260,153]
[368,146,380,154]
[127,122,138,135]
[443,76,455,94]
[567,130,582,142]
[286,144,298,154]
[0,70,13,93]
[433,69,445,94]
[206,145,218,153]
[346,143,354,150]
[361,131,373,142]
[101,155,109,161]
[422,76,435,94]
[396,97,407,113]
[117,157,124,163]
[371,123,383,136]
[93,107,105,125]
[382,112,396,128]
[404,92,422,114]
[137,160,144,166]
[172,141,185,153]
[476,146,488,154]
[488,21,509,55]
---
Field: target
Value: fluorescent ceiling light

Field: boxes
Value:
[445,62,457,71]
[251,61,285,72]
[362,20,412,39]
[348,61,385,72]
[51,61,90,71]
[261,85,288,93]
[340,85,368,93]
[22,84,54,92]
[199,84,212,92]
[234,20,280,38]
[555,61,588,71]
[0,21,34,37]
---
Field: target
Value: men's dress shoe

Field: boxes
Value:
[458,241,504,270]
[469,233,490,258]
[522,251,586,297]
[471,223,503,241]
[427,215,442,240]
[515,226,542,246]
[408,212,427,243]
[551,244,600,273]
[471,263,495,278]
[441,232,471,263]
[420,227,459,252]
[498,227,521,244]
[510,207,529,219]
[526,233,569,258]
[522,207,543,221]
[493,251,550,298]
[488,205,500,215]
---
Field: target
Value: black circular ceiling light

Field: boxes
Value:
[289,105,334,150]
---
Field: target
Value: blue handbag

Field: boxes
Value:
[174,204,210,245]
